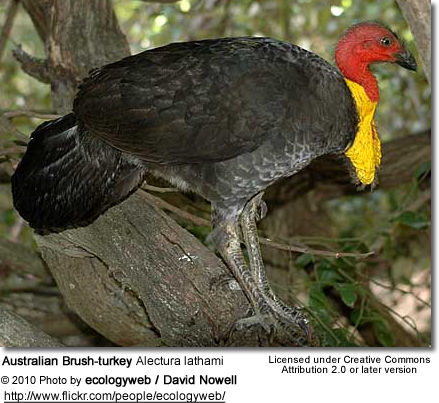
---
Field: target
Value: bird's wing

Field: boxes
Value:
[73,38,345,164]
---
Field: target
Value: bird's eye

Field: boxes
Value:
[380,37,392,47]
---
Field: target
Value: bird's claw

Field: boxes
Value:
[255,200,267,222]
[232,306,316,346]
[244,192,267,222]
[234,313,276,334]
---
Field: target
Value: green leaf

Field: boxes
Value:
[350,308,362,325]
[318,269,342,285]
[309,284,332,325]
[317,259,333,270]
[331,328,359,347]
[394,211,430,230]
[316,327,359,348]
[336,283,358,308]
[295,253,314,268]
[350,240,369,254]
[373,320,395,347]
[414,160,431,180]
[334,256,356,271]
[316,259,342,285]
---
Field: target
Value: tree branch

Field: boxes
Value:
[0,0,20,63]
[0,238,50,292]
[0,114,28,141]
[260,238,374,259]
[12,44,51,83]
[140,0,180,3]
[0,304,64,347]
[37,192,254,346]
[1,109,60,120]
[396,0,431,83]
[141,190,375,259]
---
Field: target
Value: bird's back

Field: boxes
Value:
[13,36,359,231]
[74,37,358,165]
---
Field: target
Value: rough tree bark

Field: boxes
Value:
[0,304,63,347]
[396,0,431,83]
[36,192,251,346]
[16,0,131,112]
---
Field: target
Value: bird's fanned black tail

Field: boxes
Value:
[12,113,144,233]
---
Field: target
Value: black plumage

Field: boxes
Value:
[12,36,362,343]
[13,37,357,231]
[12,113,143,232]
[75,37,357,166]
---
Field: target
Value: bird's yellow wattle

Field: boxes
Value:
[344,79,381,185]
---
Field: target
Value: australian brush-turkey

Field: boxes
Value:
[12,22,416,345]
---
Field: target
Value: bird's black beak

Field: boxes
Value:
[394,49,417,71]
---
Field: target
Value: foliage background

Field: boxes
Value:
[0,0,431,346]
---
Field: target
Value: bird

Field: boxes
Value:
[12,22,417,345]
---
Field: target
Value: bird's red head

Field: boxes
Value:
[335,22,416,101]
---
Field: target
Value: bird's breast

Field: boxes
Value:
[344,79,381,185]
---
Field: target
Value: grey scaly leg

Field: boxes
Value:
[239,193,274,299]
[239,193,312,340]
[210,204,314,345]
[209,219,273,331]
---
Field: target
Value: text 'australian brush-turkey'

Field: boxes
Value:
[12,22,417,345]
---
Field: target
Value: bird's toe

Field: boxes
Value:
[231,306,317,346]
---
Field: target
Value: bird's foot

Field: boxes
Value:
[232,312,276,345]
[232,303,316,346]
[273,304,315,345]
[234,307,275,333]
[265,293,317,345]
[211,207,317,345]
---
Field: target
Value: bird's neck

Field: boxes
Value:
[335,45,380,102]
